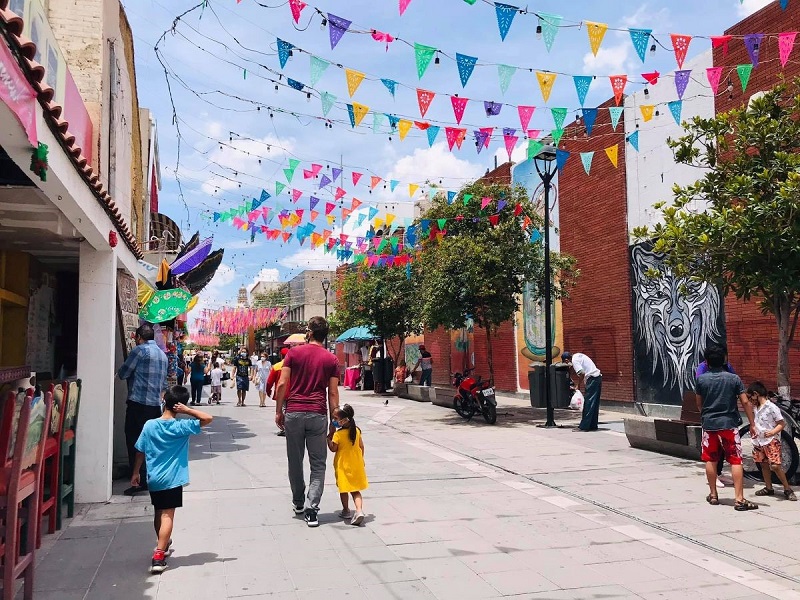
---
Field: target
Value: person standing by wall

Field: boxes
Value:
[274,317,340,527]
[562,351,603,432]
[188,354,207,406]
[412,345,433,387]
[118,323,168,496]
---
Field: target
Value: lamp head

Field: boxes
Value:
[535,145,557,163]
[321,278,331,292]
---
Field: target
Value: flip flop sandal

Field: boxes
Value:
[755,487,775,496]
[734,499,759,511]
[785,490,797,501]
[706,494,719,505]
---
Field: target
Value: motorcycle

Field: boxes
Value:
[451,368,497,424]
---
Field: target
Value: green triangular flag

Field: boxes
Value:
[437,218,447,230]
[245,200,253,211]
[463,193,473,206]
[276,182,286,196]
[550,107,568,130]
[390,238,399,252]
[580,152,594,175]
[320,92,336,116]
[414,43,437,79]
[377,239,389,252]
[497,64,516,95]
[284,168,295,182]
[289,158,300,170]
[527,140,543,160]
[551,128,564,146]
[737,64,753,92]
[309,56,330,86]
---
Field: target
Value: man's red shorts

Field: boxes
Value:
[701,429,743,465]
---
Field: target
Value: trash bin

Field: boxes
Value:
[529,364,571,409]
[372,358,389,393]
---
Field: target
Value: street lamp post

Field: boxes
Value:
[321,278,331,347]
[534,145,558,428]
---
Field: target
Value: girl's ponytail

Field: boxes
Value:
[341,404,357,444]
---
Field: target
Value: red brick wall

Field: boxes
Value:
[472,322,518,392]
[559,98,635,402]
[713,2,800,391]
[423,327,452,387]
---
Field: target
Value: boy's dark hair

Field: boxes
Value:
[747,381,769,397]
[340,403,358,444]
[704,344,726,369]
[136,323,155,341]
[307,316,329,342]
[164,385,190,412]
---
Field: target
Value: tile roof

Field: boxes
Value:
[0,2,144,259]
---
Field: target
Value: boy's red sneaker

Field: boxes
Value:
[151,550,167,574]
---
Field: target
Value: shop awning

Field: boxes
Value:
[336,326,376,343]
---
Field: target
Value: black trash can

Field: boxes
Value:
[529,364,572,409]
[372,358,387,393]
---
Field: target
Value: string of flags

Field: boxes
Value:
[195,307,287,335]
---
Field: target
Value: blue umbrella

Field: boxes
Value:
[336,326,377,343]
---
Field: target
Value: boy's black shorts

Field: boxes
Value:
[149,486,183,510]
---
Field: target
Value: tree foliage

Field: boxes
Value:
[252,283,290,309]
[634,78,800,395]
[331,261,421,365]
[417,181,578,383]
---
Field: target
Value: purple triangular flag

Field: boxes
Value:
[474,130,489,154]
[497,200,507,211]
[484,101,502,116]
[310,196,320,210]
[674,70,691,100]
[502,127,516,136]
[319,174,332,188]
[328,14,351,50]
[331,167,342,182]
[744,33,764,67]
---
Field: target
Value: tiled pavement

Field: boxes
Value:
[29,386,800,599]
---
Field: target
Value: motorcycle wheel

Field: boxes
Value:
[738,425,799,483]
[454,395,475,420]
[482,403,497,425]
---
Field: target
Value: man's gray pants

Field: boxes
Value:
[284,412,328,511]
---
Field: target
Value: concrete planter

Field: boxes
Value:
[624,418,701,461]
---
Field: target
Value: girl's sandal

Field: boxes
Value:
[734,499,759,511]
[784,490,797,501]
[706,494,719,505]
[755,487,775,496]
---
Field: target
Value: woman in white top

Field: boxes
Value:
[255,354,273,408]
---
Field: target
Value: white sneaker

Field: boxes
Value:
[338,509,352,519]
[716,480,726,488]
[350,512,365,526]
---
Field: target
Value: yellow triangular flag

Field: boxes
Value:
[385,213,396,227]
[373,218,383,230]
[640,104,655,122]
[586,21,608,56]
[398,119,413,141]
[535,71,557,103]
[605,144,618,168]
[345,68,365,97]
[409,183,419,197]
[327,214,335,225]
[352,102,369,126]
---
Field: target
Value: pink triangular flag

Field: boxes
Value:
[518,106,535,131]
[527,129,541,139]
[335,187,346,200]
[480,127,494,149]
[706,67,723,95]
[310,163,322,176]
[504,135,519,160]
[445,127,460,151]
[352,171,362,186]
[289,0,307,23]
[303,169,314,179]
[451,96,469,125]
[399,0,412,15]
[480,197,492,210]
[779,32,798,68]
[292,189,303,202]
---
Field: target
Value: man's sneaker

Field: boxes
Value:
[350,512,365,526]
[304,508,319,527]
[151,550,167,574]
[293,504,305,515]
[277,430,286,437]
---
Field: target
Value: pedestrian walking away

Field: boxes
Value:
[696,344,758,511]
[234,347,251,407]
[117,323,168,497]
[562,351,602,432]
[267,347,290,436]
[748,381,797,501]
[131,386,213,573]
[209,362,224,405]
[275,317,340,527]
[328,404,369,526]
[412,345,433,387]
[188,353,207,405]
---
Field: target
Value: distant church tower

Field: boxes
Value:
[237,286,248,307]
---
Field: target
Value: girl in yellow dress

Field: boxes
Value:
[327,404,368,526]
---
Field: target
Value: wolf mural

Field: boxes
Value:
[630,244,726,404]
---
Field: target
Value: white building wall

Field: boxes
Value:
[624,50,715,233]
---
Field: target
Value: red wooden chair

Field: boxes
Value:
[36,382,63,548]
[0,389,53,600]
[56,380,81,530]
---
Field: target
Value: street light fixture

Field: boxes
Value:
[321,278,331,347]
[534,144,557,428]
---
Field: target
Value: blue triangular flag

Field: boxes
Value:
[277,39,294,69]
[387,114,400,129]
[260,190,271,204]
[447,191,456,204]
[368,207,379,220]
[213,212,221,222]
[573,76,593,106]
[494,2,518,41]
[668,100,683,126]
[426,125,440,147]
[580,152,594,175]
[629,29,652,63]
[287,78,304,91]
[381,79,397,97]
[346,104,356,128]
[390,180,399,192]
[782,0,789,9]
[609,106,624,131]
[455,53,478,87]
[356,213,366,227]
[555,149,570,172]
[627,130,640,152]
[581,108,598,136]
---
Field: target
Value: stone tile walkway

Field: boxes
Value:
[29,386,800,599]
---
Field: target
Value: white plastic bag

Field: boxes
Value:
[404,375,413,383]
[569,389,584,411]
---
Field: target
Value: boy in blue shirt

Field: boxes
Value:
[131,386,213,573]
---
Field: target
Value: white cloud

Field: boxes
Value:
[247,268,280,293]
[279,247,340,271]
[738,0,771,16]
[386,143,483,190]
[583,43,632,75]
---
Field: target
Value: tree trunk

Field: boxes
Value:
[485,324,495,385]
[775,295,792,399]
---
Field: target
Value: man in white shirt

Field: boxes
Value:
[562,351,602,432]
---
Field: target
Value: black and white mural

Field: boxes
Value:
[630,243,727,405]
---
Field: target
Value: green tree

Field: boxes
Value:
[252,283,290,309]
[633,79,800,397]
[417,182,578,384]
[332,261,421,367]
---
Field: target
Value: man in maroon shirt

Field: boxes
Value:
[274,317,340,527]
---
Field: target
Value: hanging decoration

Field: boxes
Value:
[309,56,329,86]
[706,67,723,95]
[451,96,468,124]
[605,144,619,168]
[671,34,692,68]
[277,39,294,69]
[381,78,397,97]
[586,21,608,56]
[327,14,352,50]
[29,142,48,181]
[674,70,691,100]
[550,107,567,130]
[456,53,478,87]
[289,0,307,23]
[744,33,764,67]
[627,130,640,152]
[494,2,518,41]
[399,0,412,15]
[737,63,753,91]
[580,152,594,175]
[629,28,652,63]
[668,100,683,126]
[414,43,437,79]
[320,91,336,116]
[609,75,627,106]
[398,119,413,140]
[640,105,655,122]
[497,64,516,94]
[536,71,557,103]
[518,105,535,130]
[582,108,598,135]
[711,35,732,56]
[779,32,797,67]
[345,68,365,97]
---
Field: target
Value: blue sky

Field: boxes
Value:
[121,0,774,313]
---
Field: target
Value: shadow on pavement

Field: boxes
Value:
[166,551,234,569]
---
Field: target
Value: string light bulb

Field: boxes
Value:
[320,16,327,29]
[434,53,440,66]
[536,21,542,40]
[650,43,656,54]
[644,88,649,97]
[274,84,279,93]
[306,92,311,102]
